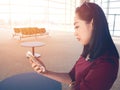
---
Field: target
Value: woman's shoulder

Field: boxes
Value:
[94,52,119,68]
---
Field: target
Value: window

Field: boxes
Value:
[0,0,80,32]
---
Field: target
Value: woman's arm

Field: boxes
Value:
[30,59,72,85]
[43,70,72,85]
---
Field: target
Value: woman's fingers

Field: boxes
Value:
[28,58,33,64]
[34,66,43,73]
[29,58,46,73]
[34,57,45,67]
[31,63,43,73]
[38,69,42,73]
[32,63,37,68]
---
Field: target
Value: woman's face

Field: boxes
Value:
[74,13,93,45]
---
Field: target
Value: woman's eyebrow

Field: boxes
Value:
[74,22,78,25]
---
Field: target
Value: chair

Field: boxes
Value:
[37,28,49,36]
[13,28,21,37]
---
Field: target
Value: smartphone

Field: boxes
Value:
[26,51,46,73]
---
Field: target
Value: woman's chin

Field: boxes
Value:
[77,38,84,45]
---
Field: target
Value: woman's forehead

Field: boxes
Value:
[74,13,80,19]
[74,19,86,26]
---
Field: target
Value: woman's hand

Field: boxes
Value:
[28,57,72,85]
[29,58,47,74]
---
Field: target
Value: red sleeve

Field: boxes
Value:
[75,62,118,90]
[69,57,82,82]
[69,64,76,82]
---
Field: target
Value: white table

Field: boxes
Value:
[21,42,45,57]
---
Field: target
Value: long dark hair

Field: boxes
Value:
[76,2,119,61]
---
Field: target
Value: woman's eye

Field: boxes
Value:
[75,26,79,29]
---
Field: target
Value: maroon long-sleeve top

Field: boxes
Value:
[69,53,119,90]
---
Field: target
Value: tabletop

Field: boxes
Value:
[0,72,61,90]
[21,42,45,47]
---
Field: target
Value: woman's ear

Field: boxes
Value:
[90,19,93,30]
[90,19,93,26]
[88,19,93,33]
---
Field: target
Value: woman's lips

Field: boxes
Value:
[76,37,80,41]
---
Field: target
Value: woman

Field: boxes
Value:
[29,2,119,90]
